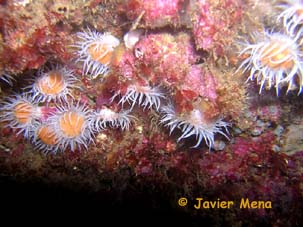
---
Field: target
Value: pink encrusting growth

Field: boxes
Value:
[133,32,198,86]
[125,0,184,28]
[39,106,58,121]
[191,0,242,55]
[113,48,137,80]
[181,65,218,102]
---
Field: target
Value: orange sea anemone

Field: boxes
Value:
[75,28,120,79]
[32,124,59,153]
[238,31,303,95]
[30,65,79,103]
[0,95,41,138]
[47,102,94,151]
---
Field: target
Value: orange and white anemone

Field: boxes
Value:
[75,28,120,79]
[238,31,303,95]
[160,105,229,148]
[278,0,303,36]
[30,65,79,103]
[92,106,135,131]
[32,123,60,153]
[113,84,165,110]
[47,102,94,151]
[0,95,41,138]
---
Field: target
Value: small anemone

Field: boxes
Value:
[160,105,229,149]
[112,84,165,110]
[92,107,136,131]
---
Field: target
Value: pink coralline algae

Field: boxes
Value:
[125,0,184,28]
[181,65,218,102]
[231,132,276,157]
[133,32,198,86]
[191,0,242,55]
[112,48,137,80]
[123,0,243,56]
[0,18,72,74]
[39,106,58,121]
[198,131,286,189]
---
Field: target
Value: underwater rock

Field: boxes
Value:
[282,123,303,155]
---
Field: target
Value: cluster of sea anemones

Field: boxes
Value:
[0,65,96,153]
[0,27,231,153]
[238,0,303,96]
[74,28,229,150]
[0,27,151,153]
[0,63,137,153]
[75,29,167,112]
[0,27,148,153]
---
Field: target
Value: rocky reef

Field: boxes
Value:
[1,0,303,226]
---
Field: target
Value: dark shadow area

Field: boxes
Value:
[0,176,205,226]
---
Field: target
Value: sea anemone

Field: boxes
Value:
[0,95,41,138]
[47,102,94,151]
[278,0,303,36]
[113,84,165,110]
[29,65,79,103]
[160,105,229,148]
[238,31,303,95]
[92,106,135,131]
[74,28,120,79]
[32,123,60,153]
